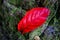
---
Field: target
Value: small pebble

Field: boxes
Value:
[34,36,41,40]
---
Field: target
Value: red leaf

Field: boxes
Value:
[18,7,50,34]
